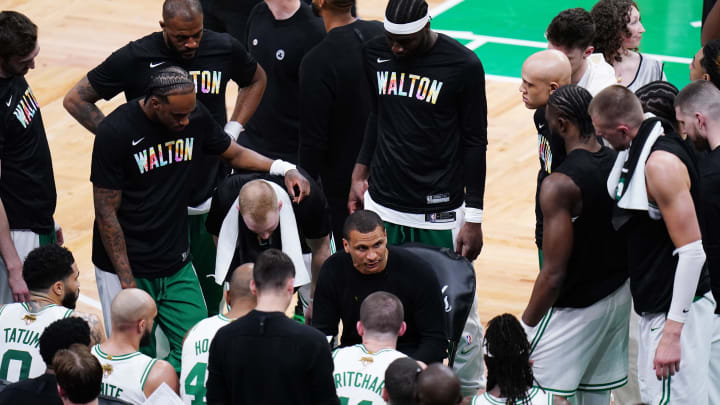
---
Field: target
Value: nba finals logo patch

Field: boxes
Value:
[22,314,37,325]
[360,356,374,368]
[102,363,114,377]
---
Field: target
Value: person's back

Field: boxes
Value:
[91,344,157,404]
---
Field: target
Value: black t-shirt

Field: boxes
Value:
[206,310,340,405]
[700,146,720,314]
[312,247,448,363]
[0,373,61,405]
[87,30,257,205]
[552,147,628,308]
[206,171,330,277]
[240,2,326,162]
[298,20,384,200]
[534,108,566,248]
[0,77,56,233]
[616,121,711,313]
[90,99,231,278]
[358,34,487,213]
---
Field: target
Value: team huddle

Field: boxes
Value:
[0,0,719,404]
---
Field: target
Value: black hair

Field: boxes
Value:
[22,244,75,291]
[546,84,595,139]
[53,344,102,403]
[702,39,720,90]
[342,210,385,240]
[360,292,404,334]
[144,65,195,103]
[0,11,37,60]
[384,357,421,405]
[546,8,595,50]
[635,81,679,129]
[162,0,203,21]
[484,314,533,404]
[253,249,295,291]
[326,0,355,12]
[39,317,91,366]
[385,0,428,24]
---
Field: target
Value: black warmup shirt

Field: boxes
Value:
[206,310,339,405]
[298,19,384,200]
[551,147,628,308]
[241,2,326,162]
[205,171,330,277]
[0,77,56,233]
[312,247,448,363]
[700,147,720,315]
[534,108,566,248]
[90,99,231,278]
[615,121,711,314]
[0,373,60,405]
[87,30,257,206]
[358,34,487,213]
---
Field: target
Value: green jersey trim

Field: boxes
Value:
[93,345,143,361]
[140,358,158,391]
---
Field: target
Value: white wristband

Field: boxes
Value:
[224,121,244,141]
[667,240,706,323]
[269,159,297,176]
[464,207,483,223]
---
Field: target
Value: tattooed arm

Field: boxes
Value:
[93,186,136,289]
[71,311,107,345]
[63,76,106,134]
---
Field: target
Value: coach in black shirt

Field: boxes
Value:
[207,249,338,405]
[239,0,325,162]
[299,0,383,249]
[312,210,447,364]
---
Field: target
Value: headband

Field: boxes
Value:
[384,12,430,35]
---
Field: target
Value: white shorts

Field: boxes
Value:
[637,292,715,405]
[527,281,631,396]
[710,313,720,405]
[0,230,46,304]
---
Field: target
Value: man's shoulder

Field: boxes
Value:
[96,101,139,137]
[323,251,352,271]
[124,32,166,58]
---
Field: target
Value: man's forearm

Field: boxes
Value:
[0,199,22,279]
[93,188,134,286]
[229,66,266,124]
[223,143,273,172]
[63,76,105,134]
[522,266,564,326]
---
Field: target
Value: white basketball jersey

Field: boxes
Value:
[471,387,552,405]
[0,302,73,382]
[332,344,406,405]
[92,344,157,405]
[180,314,232,405]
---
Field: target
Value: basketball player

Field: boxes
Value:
[673,80,720,405]
[180,263,256,405]
[348,0,487,392]
[589,85,714,404]
[518,50,571,264]
[299,0,383,249]
[635,81,679,130]
[689,39,720,89]
[416,364,462,405]
[90,67,308,372]
[54,344,103,405]
[0,11,60,305]
[91,288,178,404]
[333,292,407,405]
[0,245,104,383]
[240,0,325,162]
[545,8,616,96]
[63,0,267,314]
[521,85,630,404]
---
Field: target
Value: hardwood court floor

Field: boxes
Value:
[8,0,540,325]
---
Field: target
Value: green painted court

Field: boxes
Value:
[430,0,703,88]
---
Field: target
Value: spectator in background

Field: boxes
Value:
[54,344,102,405]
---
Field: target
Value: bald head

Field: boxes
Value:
[416,364,461,405]
[228,263,255,301]
[110,288,156,329]
[238,180,279,222]
[520,50,572,109]
[162,0,202,21]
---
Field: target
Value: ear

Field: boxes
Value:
[617,124,630,135]
[286,277,295,294]
[556,116,568,133]
[398,321,407,337]
[51,280,64,298]
[382,387,389,402]
[250,280,258,296]
[584,46,594,58]
[696,112,706,130]
[703,73,711,81]
[356,321,364,336]
[549,82,560,92]
[57,383,66,399]
[159,20,165,29]
[343,239,350,253]
[223,287,231,309]
[278,200,283,211]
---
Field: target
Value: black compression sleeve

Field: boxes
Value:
[460,59,488,210]
[298,52,331,179]
[356,111,378,166]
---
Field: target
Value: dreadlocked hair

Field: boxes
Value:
[547,84,594,139]
[484,313,533,405]
[144,66,195,103]
[590,0,639,64]
[702,39,720,90]
[635,80,679,129]
[385,0,428,24]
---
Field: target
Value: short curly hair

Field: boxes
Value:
[546,8,595,51]
[22,244,76,291]
[590,0,639,64]
[39,317,91,366]
[702,39,720,90]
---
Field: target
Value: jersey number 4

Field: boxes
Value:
[339,397,373,405]
[0,349,32,381]
[184,362,207,405]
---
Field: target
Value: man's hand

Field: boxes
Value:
[284,169,310,203]
[8,261,29,302]
[348,178,367,214]
[455,222,483,261]
[653,320,682,379]
[119,273,137,289]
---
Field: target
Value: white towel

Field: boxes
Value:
[606,117,664,211]
[214,180,310,287]
[187,196,212,215]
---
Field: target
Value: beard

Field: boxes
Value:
[61,288,79,309]
[139,328,152,348]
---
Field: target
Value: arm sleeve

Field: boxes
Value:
[411,265,449,363]
[90,121,126,190]
[298,51,332,180]
[310,257,341,337]
[309,335,341,405]
[230,36,258,88]
[206,332,230,405]
[459,59,488,210]
[294,171,331,239]
[86,44,134,101]
[356,44,379,166]
[199,104,232,155]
